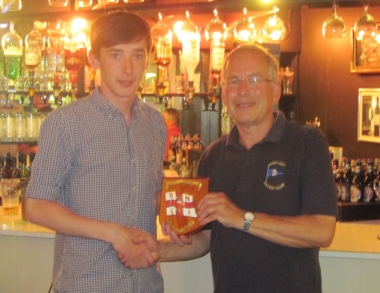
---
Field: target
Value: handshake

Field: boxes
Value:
[113,222,193,269]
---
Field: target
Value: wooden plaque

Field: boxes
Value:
[159,177,209,235]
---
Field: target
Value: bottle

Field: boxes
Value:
[350,159,363,202]
[332,159,342,201]
[374,164,380,202]
[1,150,13,179]
[0,155,3,206]
[335,160,345,201]
[24,22,45,71]
[341,158,352,202]
[180,12,200,85]
[175,136,183,166]
[18,153,30,181]
[10,155,20,179]
[151,13,172,68]
[374,97,380,136]
[363,158,375,202]
[1,21,23,80]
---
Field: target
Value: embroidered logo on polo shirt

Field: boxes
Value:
[264,160,286,190]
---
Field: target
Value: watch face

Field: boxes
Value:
[244,212,254,221]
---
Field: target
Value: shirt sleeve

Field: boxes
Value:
[298,127,337,217]
[25,112,73,203]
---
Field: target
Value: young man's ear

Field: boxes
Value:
[89,49,100,70]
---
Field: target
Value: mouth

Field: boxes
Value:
[118,80,135,87]
[236,101,255,108]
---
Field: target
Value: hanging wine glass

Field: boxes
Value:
[205,9,227,111]
[262,6,286,41]
[152,13,172,105]
[1,0,22,11]
[1,21,23,108]
[354,5,376,41]
[234,8,256,46]
[48,0,68,7]
[25,21,45,107]
[322,2,346,38]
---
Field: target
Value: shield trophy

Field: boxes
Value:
[159,177,209,235]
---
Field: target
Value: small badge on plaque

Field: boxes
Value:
[159,177,209,235]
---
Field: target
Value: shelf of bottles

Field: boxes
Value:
[0,18,91,111]
[0,149,33,207]
[334,157,380,222]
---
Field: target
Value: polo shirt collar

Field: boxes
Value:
[225,111,286,148]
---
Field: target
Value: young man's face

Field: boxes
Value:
[90,39,149,102]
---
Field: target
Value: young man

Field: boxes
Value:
[24,11,167,292]
[154,44,337,293]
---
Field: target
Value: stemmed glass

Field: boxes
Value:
[322,3,346,38]
[354,5,376,41]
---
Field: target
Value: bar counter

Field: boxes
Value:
[1,209,380,293]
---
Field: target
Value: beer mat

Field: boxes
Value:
[159,177,209,235]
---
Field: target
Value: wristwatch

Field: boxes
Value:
[243,211,255,233]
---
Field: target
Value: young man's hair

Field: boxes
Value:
[90,11,152,57]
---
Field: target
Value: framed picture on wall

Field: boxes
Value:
[351,29,380,74]
[358,88,380,143]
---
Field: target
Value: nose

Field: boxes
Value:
[121,58,133,75]
[238,79,249,94]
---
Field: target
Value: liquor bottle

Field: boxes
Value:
[25,21,45,99]
[341,158,352,202]
[363,158,375,202]
[374,163,380,202]
[193,134,203,150]
[18,153,30,181]
[2,21,23,81]
[205,9,227,110]
[151,13,172,68]
[350,159,363,202]
[1,150,13,179]
[25,22,44,71]
[334,159,345,201]
[374,97,380,136]
[179,12,200,106]
[0,155,3,206]
[11,156,20,179]
[332,159,339,199]
[175,139,183,166]
[1,21,23,107]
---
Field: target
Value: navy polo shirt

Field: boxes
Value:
[197,112,337,293]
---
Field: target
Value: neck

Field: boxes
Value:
[237,115,276,149]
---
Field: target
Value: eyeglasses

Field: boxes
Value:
[224,76,274,89]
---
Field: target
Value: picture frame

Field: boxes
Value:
[357,88,380,143]
[351,29,380,74]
